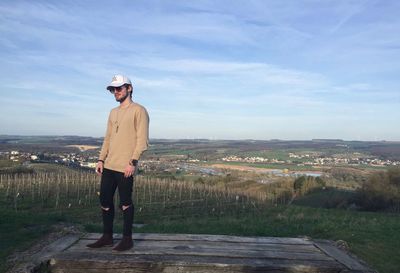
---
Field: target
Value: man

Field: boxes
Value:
[87,74,149,251]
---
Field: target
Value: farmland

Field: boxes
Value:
[1,136,400,272]
[1,168,399,273]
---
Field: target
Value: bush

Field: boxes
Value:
[356,167,400,212]
[293,176,325,196]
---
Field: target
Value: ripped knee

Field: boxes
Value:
[119,204,132,211]
[101,206,110,211]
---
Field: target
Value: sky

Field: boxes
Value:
[0,0,399,141]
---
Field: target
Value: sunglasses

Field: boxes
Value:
[109,86,125,94]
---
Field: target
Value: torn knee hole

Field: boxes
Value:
[122,205,131,211]
[101,206,110,211]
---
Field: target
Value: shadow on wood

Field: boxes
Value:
[46,233,375,273]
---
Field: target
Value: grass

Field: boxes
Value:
[207,160,319,171]
[1,205,399,273]
[0,160,20,169]
[28,162,81,173]
[292,187,356,209]
[1,169,399,273]
[238,150,290,160]
[0,208,65,273]
[136,205,400,273]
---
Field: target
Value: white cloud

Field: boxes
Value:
[0,0,399,140]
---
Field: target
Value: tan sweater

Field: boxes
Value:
[99,102,149,173]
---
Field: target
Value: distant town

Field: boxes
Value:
[1,136,400,181]
[222,153,400,167]
[3,147,399,174]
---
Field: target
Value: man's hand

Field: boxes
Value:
[96,161,104,175]
[124,164,136,178]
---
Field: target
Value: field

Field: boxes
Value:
[1,168,400,273]
[1,137,400,272]
[65,145,100,151]
[208,162,324,172]
[0,170,279,272]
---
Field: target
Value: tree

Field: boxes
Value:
[356,167,400,211]
[293,176,326,196]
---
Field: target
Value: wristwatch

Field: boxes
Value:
[129,159,138,166]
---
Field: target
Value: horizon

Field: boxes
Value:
[0,134,398,143]
[1,1,399,141]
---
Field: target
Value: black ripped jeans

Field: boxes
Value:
[100,168,134,236]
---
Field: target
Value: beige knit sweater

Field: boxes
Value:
[99,102,149,173]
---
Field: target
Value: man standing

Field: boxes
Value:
[87,74,149,251]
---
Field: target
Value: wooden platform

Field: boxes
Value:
[47,233,375,273]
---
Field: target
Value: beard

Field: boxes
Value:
[116,92,130,103]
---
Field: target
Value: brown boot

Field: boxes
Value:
[86,234,113,248]
[112,235,133,251]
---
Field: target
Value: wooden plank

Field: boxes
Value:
[70,239,333,261]
[50,263,340,273]
[136,239,319,252]
[30,234,80,261]
[50,251,344,273]
[85,233,313,245]
[313,240,377,273]
[74,238,320,253]
[47,234,376,273]
[4,234,81,273]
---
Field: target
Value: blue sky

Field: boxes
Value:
[0,0,399,140]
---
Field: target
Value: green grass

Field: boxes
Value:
[1,205,399,273]
[237,150,289,160]
[0,160,20,168]
[0,208,66,273]
[136,205,400,273]
[292,188,356,209]
[28,162,82,173]
[208,160,318,171]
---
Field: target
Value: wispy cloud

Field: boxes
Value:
[329,0,373,34]
[0,0,399,140]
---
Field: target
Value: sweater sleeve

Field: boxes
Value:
[131,106,150,160]
[99,113,113,161]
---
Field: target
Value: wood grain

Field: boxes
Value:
[48,233,376,273]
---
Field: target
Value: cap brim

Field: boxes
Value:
[106,83,124,91]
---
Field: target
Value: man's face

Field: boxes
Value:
[111,85,130,102]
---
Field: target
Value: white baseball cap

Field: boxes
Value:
[106,74,132,91]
